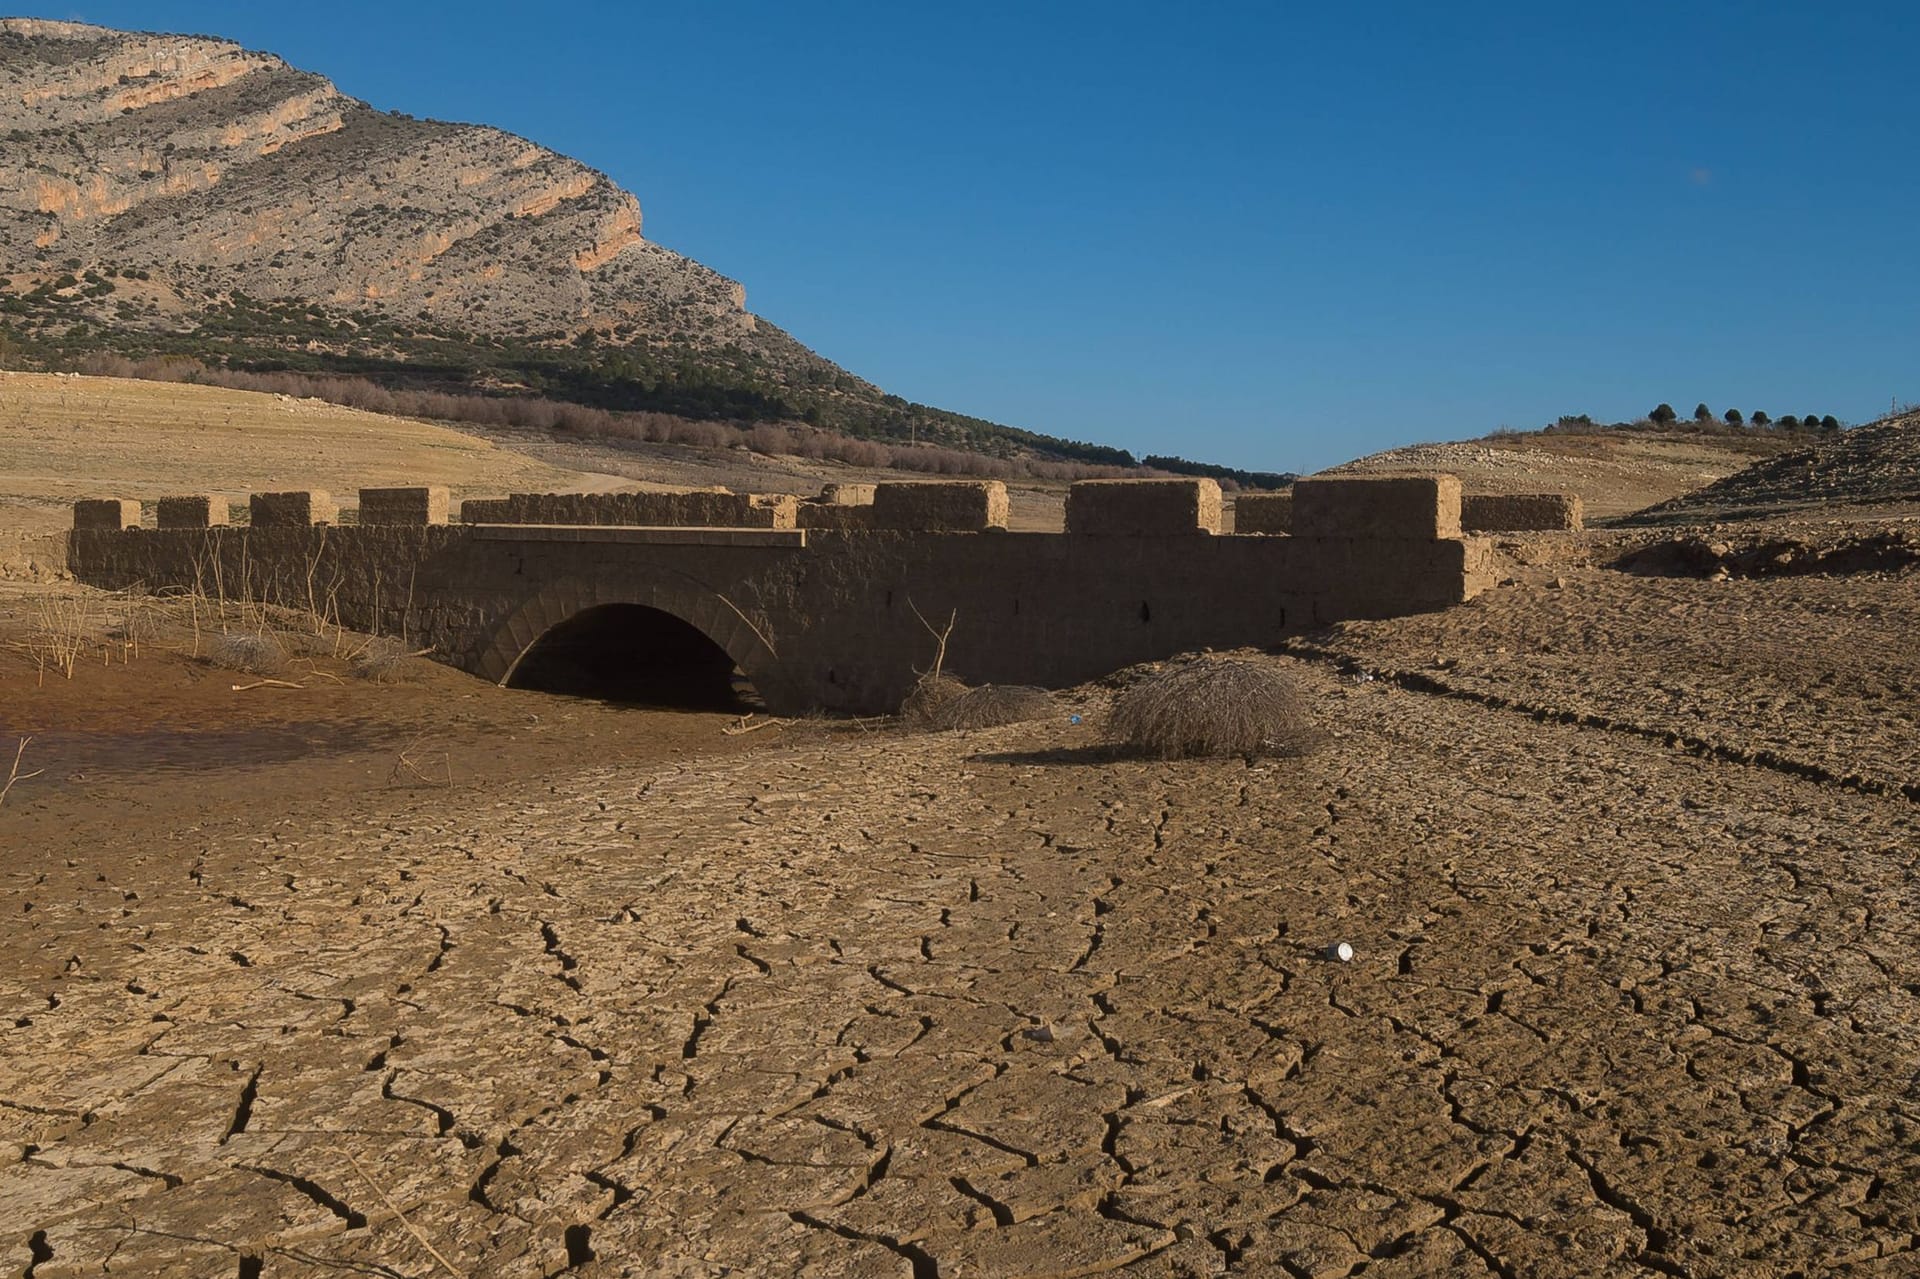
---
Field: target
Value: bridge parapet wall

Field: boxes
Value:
[1461,492,1584,532]
[459,489,799,529]
[795,481,1009,531]
[66,473,1494,714]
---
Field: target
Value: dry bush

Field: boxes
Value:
[204,631,287,675]
[30,593,97,679]
[1110,657,1319,759]
[928,684,1053,731]
[349,635,412,682]
[899,671,967,725]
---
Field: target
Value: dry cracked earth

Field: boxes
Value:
[4,552,1920,1278]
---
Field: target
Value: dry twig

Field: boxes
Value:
[332,1146,467,1278]
[905,598,956,681]
[1,737,43,808]
[723,714,794,736]
[388,732,453,787]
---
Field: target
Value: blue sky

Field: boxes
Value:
[50,1,1920,472]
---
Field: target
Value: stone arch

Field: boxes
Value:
[470,576,790,708]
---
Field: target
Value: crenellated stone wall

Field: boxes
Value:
[68,473,1496,714]
[459,489,798,530]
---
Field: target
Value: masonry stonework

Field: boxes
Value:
[1067,479,1222,536]
[1291,474,1462,540]
[1461,492,1585,532]
[869,481,1009,531]
[459,490,798,530]
[69,473,1495,715]
[359,486,450,526]
[155,495,229,529]
[73,498,141,531]
[251,490,338,527]
[1232,493,1292,535]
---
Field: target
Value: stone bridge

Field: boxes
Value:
[67,476,1495,714]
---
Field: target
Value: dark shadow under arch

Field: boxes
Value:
[505,603,759,710]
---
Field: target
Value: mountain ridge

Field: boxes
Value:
[0,17,1181,472]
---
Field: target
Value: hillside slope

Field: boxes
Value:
[0,19,1127,465]
[1618,411,1920,525]
[1326,428,1804,522]
[0,371,1086,580]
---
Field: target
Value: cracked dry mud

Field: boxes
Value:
[5,562,1920,1277]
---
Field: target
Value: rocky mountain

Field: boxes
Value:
[0,18,1135,466]
[0,21,759,345]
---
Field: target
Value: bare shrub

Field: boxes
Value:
[205,631,287,675]
[58,353,1169,483]
[928,684,1053,731]
[1110,657,1319,759]
[349,635,411,682]
[899,672,968,724]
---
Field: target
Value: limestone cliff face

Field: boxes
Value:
[0,19,759,345]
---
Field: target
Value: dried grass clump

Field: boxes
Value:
[205,631,287,675]
[928,684,1053,731]
[350,635,411,682]
[1110,657,1318,759]
[899,672,968,724]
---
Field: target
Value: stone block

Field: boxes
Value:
[1232,492,1292,534]
[1066,479,1222,535]
[155,495,230,529]
[816,483,876,506]
[72,498,140,531]
[358,486,451,526]
[250,490,337,527]
[870,481,1009,531]
[797,504,879,530]
[1290,474,1461,540]
[1280,536,1486,606]
[1461,492,1584,532]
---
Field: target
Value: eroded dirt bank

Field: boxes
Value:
[3,561,1920,1278]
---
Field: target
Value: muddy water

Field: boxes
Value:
[18,721,408,787]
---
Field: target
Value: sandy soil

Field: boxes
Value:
[4,531,1918,1276]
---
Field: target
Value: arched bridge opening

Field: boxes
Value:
[504,603,758,711]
